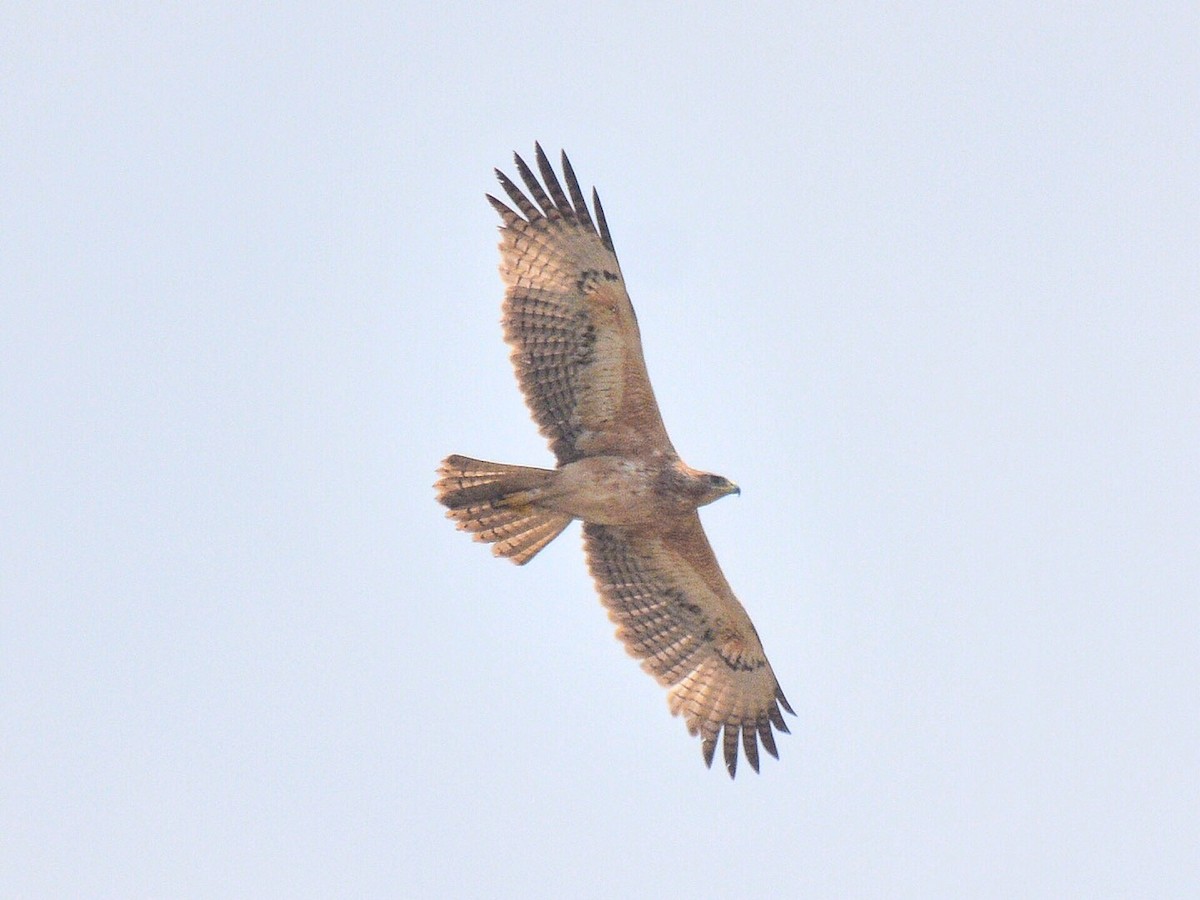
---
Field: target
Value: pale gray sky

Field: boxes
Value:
[4,4,1198,897]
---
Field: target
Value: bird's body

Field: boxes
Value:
[436,145,792,776]
[441,453,734,528]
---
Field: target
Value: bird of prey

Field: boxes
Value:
[435,145,792,777]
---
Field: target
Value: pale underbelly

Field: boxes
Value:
[540,456,672,525]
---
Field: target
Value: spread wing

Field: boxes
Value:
[488,144,674,464]
[583,517,794,777]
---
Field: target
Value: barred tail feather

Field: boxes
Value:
[434,455,571,565]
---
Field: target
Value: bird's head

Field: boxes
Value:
[690,469,741,507]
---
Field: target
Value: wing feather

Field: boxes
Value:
[513,149,560,221]
[592,188,615,254]
[560,151,595,232]
[741,721,760,773]
[493,147,672,463]
[495,169,541,221]
[534,143,573,218]
[583,516,793,777]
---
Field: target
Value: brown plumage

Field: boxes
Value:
[435,145,793,777]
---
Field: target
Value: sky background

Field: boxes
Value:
[4,3,1198,897]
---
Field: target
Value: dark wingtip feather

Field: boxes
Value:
[592,187,615,255]
[494,169,539,221]
[532,142,552,176]
[560,151,594,231]
[513,150,557,220]
[486,193,518,222]
[723,727,739,778]
[768,701,790,732]
[758,719,779,760]
[534,144,572,221]
[702,735,717,769]
[776,687,795,716]
[742,726,761,773]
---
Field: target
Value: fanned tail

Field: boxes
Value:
[434,455,571,565]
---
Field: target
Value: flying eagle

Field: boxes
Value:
[435,145,793,777]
